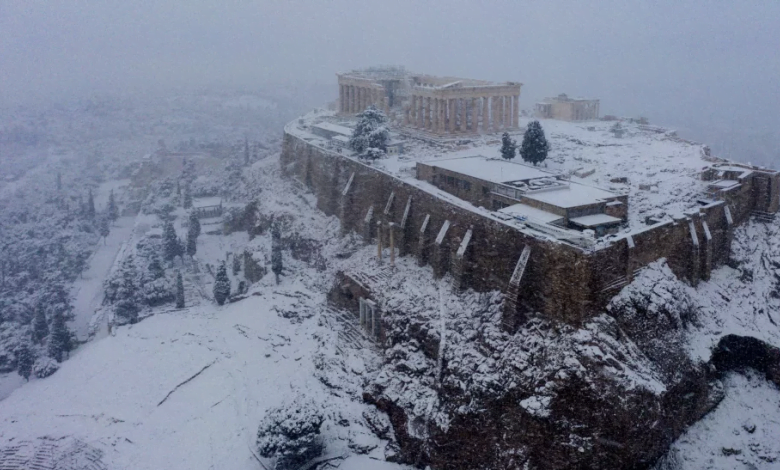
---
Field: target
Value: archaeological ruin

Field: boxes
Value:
[286,67,780,330]
[535,93,600,121]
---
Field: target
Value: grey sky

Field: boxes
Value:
[2,1,779,163]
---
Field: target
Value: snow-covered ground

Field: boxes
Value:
[658,372,780,469]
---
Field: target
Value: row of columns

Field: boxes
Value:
[404,94,520,134]
[339,84,388,115]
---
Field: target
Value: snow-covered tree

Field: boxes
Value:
[186,218,198,258]
[189,211,201,239]
[213,262,230,306]
[107,190,119,222]
[520,120,549,166]
[175,271,185,309]
[349,105,389,159]
[163,221,181,262]
[148,251,165,280]
[86,189,96,220]
[256,397,325,470]
[48,310,72,362]
[32,305,48,344]
[271,225,283,285]
[183,183,193,209]
[99,217,110,243]
[500,132,517,160]
[16,341,34,381]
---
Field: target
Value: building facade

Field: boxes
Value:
[536,94,600,121]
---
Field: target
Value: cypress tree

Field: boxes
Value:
[213,262,231,306]
[186,218,198,257]
[32,305,49,343]
[271,225,283,285]
[107,190,119,221]
[16,341,34,381]
[500,132,517,160]
[183,184,193,209]
[520,120,549,166]
[175,271,185,309]
[232,255,241,275]
[48,310,72,362]
[163,221,180,262]
[189,211,201,239]
[86,189,96,220]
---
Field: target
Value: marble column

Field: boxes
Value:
[503,96,510,129]
[457,99,465,133]
[447,99,455,133]
[470,98,477,132]
[438,99,446,133]
[433,98,440,132]
[482,96,490,132]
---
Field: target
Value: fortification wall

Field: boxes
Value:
[281,130,594,325]
[281,122,768,326]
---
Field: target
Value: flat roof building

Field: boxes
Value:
[416,156,626,235]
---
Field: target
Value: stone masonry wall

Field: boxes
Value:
[281,124,772,325]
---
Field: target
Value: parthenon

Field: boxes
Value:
[337,66,522,135]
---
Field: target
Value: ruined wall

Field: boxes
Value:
[282,130,594,324]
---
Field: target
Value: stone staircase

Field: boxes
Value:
[752,210,776,223]
[321,307,375,356]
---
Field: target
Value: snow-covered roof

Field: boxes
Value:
[193,197,222,208]
[524,181,617,209]
[332,135,350,143]
[498,203,564,224]
[569,214,623,227]
[312,122,353,137]
[424,156,555,184]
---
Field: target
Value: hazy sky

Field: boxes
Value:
[2,1,779,162]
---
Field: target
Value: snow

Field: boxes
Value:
[498,203,563,224]
[524,180,617,208]
[658,372,780,470]
[424,155,554,183]
[569,213,623,227]
[312,122,353,137]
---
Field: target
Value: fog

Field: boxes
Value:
[2,1,779,165]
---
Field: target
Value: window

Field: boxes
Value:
[462,180,471,191]
[482,186,491,196]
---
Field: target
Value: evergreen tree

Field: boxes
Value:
[349,105,389,158]
[189,211,201,238]
[16,341,34,381]
[99,217,110,243]
[163,221,180,262]
[175,271,185,309]
[148,251,165,279]
[520,120,549,166]
[183,184,193,209]
[107,190,119,221]
[213,262,231,306]
[271,225,283,285]
[186,218,199,257]
[176,179,181,196]
[86,189,96,220]
[500,132,517,160]
[32,305,48,343]
[256,397,325,470]
[232,255,241,275]
[48,310,72,362]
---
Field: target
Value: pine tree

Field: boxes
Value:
[48,310,72,362]
[175,271,185,309]
[16,341,34,381]
[32,305,49,344]
[99,217,110,243]
[107,190,119,221]
[500,132,517,160]
[520,121,549,166]
[213,262,231,306]
[163,221,180,262]
[271,225,283,285]
[186,218,198,258]
[349,105,389,158]
[183,184,193,209]
[86,189,96,220]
